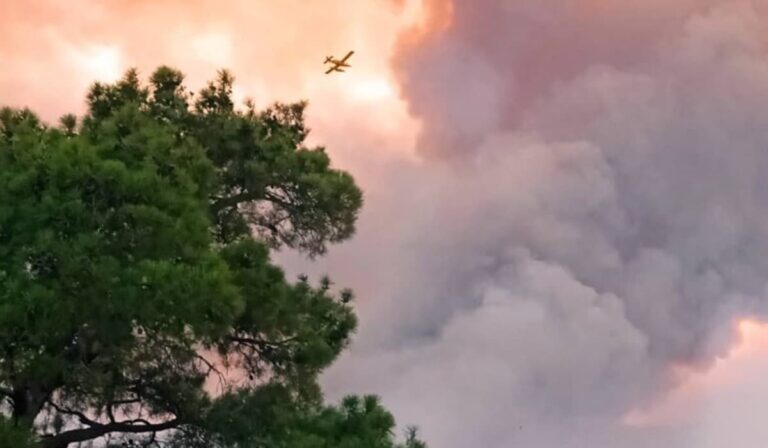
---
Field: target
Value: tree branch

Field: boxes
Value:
[47,401,102,428]
[40,417,180,448]
[228,334,300,347]
[211,191,256,213]
[211,188,296,215]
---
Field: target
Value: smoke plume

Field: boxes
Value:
[298,1,768,447]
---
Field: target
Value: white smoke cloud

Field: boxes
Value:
[278,1,768,447]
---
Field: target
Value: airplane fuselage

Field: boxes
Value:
[324,51,354,74]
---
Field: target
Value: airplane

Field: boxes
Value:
[324,50,354,74]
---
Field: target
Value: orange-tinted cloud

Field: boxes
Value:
[623,318,768,447]
[0,0,415,121]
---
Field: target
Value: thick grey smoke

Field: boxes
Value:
[280,1,768,447]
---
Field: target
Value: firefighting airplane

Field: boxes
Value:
[324,51,354,74]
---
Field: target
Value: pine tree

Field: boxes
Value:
[0,67,425,448]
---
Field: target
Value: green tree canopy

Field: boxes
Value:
[0,67,424,448]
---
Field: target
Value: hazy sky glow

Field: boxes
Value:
[5,1,768,447]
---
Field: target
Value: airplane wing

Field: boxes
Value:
[339,50,354,63]
[325,66,335,74]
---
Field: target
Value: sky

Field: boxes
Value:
[5,0,768,447]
